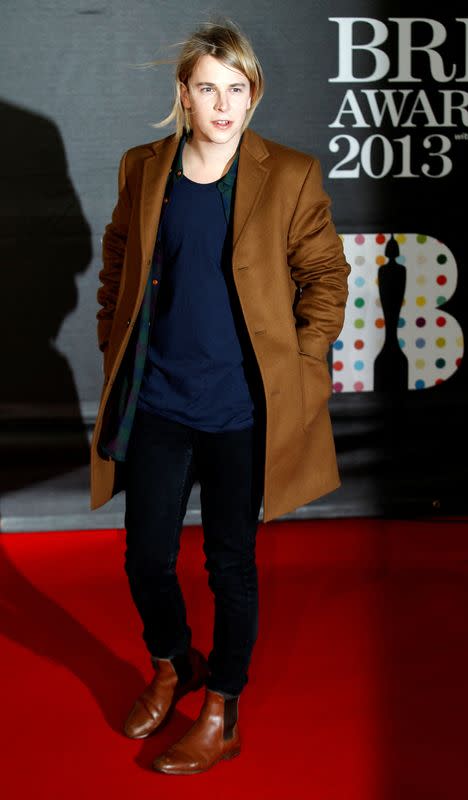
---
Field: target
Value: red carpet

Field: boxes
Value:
[1,518,468,799]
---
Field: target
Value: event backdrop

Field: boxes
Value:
[1,1,466,530]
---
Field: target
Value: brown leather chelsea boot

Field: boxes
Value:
[152,687,241,775]
[123,646,208,739]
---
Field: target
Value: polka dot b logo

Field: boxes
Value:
[333,233,464,392]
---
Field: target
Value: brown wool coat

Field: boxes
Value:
[90,127,350,523]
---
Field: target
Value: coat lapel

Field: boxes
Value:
[139,134,179,264]
[233,128,270,252]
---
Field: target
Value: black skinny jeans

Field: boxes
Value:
[124,407,265,697]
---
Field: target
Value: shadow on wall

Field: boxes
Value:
[0,99,91,494]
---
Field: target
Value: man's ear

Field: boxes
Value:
[180,82,191,109]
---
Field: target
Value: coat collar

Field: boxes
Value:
[140,127,270,260]
[148,125,270,165]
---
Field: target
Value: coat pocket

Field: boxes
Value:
[298,350,332,431]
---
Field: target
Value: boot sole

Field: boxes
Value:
[153,747,242,775]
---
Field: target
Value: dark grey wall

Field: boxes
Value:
[0,1,353,415]
[1,1,467,529]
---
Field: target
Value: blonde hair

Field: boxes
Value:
[147,19,264,139]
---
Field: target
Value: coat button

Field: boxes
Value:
[176,169,182,177]
[163,196,169,204]
[152,279,158,285]
[126,318,131,326]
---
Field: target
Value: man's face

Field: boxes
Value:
[180,54,252,145]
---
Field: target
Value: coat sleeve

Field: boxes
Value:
[287,157,350,361]
[96,150,131,353]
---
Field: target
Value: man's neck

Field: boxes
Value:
[185,131,241,166]
[182,132,242,182]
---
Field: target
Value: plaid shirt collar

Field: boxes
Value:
[168,130,242,193]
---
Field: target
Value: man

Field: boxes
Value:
[91,20,350,775]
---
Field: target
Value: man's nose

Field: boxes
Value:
[214,91,229,111]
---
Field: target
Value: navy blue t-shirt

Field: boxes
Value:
[137,171,254,431]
